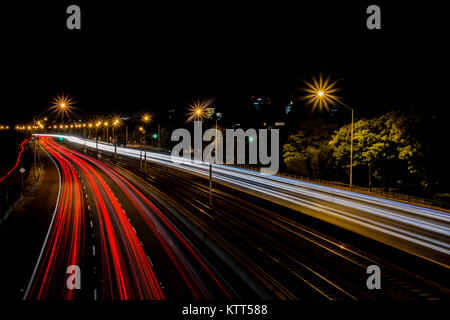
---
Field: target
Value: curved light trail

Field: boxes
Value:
[26,137,233,300]
[0,137,31,183]
[34,134,450,268]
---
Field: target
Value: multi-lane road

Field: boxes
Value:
[43,134,450,268]
[0,135,448,301]
[22,138,237,300]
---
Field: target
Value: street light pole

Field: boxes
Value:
[350,108,354,188]
[329,96,354,188]
[210,119,218,208]
[112,126,117,158]
[96,126,99,153]
[157,123,160,149]
[209,161,213,208]
[143,140,147,170]
[140,139,143,169]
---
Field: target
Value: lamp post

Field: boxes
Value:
[141,114,151,170]
[327,95,354,188]
[104,122,109,142]
[112,119,120,158]
[95,122,101,153]
[138,126,145,169]
[318,91,355,188]
[157,123,160,149]
[303,74,355,189]
[188,102,213,206]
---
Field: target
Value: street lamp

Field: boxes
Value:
[189,103,206,121]
[138,126,146,169]
[188,99,214,206]
[112,118,121,157]
[95,121,101,152]
[140,114,152,169]
[104,121,109,142]
[50,92,74,121]
[142,113,151,124]
[327,95,354,189]
[304,74,355,188]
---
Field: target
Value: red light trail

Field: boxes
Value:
[0,138,31,183]
[25,137,232,300]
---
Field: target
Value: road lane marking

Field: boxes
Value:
[147,255,154,267]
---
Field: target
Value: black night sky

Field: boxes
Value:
[1,1,445,123]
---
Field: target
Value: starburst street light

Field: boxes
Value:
[188,99,211,121]
[302,74,355,188]
[50,92,75,119]
[110,116,122,157]
[141,113,152,125]
[301,73,340,112]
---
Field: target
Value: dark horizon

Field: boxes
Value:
[1,1,445,123]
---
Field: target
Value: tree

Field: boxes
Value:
[329,110,425,190]
[283,119,337,178]
[159,125,175,151]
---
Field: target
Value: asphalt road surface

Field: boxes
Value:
[1,137,448,301]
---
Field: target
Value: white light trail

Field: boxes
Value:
[35,134,450,267]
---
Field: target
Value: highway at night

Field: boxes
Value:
[1,3,448,315]
[41,134,450,268]
[2,135,444,301]
[21,137,237,300]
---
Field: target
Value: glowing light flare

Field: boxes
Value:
[40,138,165,300]
[50,92,75,119]
[188,99,212,121]
[51,139,230,300]
[141,113,152,125]
[112,117,122,127]
[301,74,341,112]
[0,138,31,183]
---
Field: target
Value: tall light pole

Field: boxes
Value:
[95,122,101,153]
[157,123,160,149]
[304,74,355,188]
[327,95,354,188]
[138,126,145,169]
[188,102,213,206]
[112,118,120,158]
[141,113,151,170]
[104,122,109,142]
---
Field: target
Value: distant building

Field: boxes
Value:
[249,96,271,110]
[168,107,176,120]
[285,94,294,114]
[286,100,293,114]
